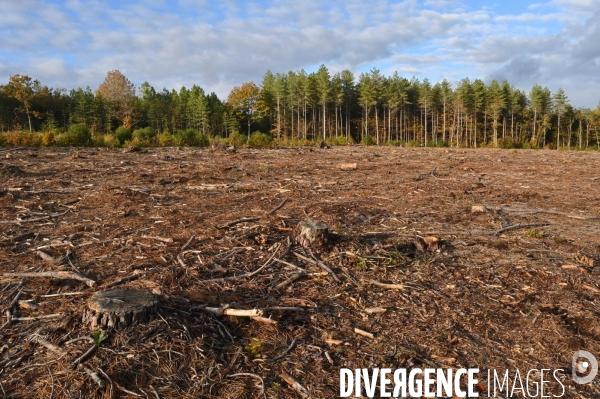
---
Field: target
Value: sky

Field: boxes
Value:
[1,0,599,106]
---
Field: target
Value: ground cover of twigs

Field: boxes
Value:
[1,145,600,398]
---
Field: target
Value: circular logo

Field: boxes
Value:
[572,350,598,384]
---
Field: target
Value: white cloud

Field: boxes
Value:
[0,0,599,106]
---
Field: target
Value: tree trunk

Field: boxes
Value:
[375,106,379,145]
[557,112,561,150]
[323,103,326,140]
[291,221,329,252]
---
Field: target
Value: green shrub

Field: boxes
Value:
[3,131,43,146]
[91,134,105,147]
[328,135,352,145]
[133,127,156,141]
[57,124,91,146]
[386,140,404,146]
[247,131,272,148]
[498,138,521,149]
[521,141,533,149]
[42,131,56,146]
[0,132,6,146]
[115,126,132,145]
[175,129,209,147]
[361,134,375,145]
[426,140,447,148]
[407,140,420,147]
[157,132,176,147]
[228,131,247,146]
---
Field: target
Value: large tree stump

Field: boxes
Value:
[291,220,329,251]
[83,289,158,330]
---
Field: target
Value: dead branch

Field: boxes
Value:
[180,235,195,252]
[0,209,70,224]
[256,338,299,363]
[12,314,63,321]
[364,307,387,314]
[251,316,278,324]
[141,235,173,243]
[427,222,550,236]
[3,271,95,287]
[280,370,309,398]
[264,306,307,312]
[273,258,305,271]
[5,289,23,313]
[199,243,281,284]
[217,217,260,230]
[293,252,340,282]
[485,205,599,220]
[365,279,404,290]
[40,291,84,298]
[37,250,55,263]
[105,265,177,288]
[70,344,98,369]
[29,334,104,388]
[0,280,25,305]
[265,198,290,216]
[491,222,550,235]
[274,271,306,290]
[203,307,263,317]
[354,328,374,339]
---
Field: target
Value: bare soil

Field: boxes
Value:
[1,145,600,398]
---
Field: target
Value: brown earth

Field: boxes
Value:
[1,145,600,398]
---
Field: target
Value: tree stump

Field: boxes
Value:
[83,289,158,330]
[292,220,329,251]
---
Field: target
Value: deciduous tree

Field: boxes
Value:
[227,82,262,137]
[96,70,136,129]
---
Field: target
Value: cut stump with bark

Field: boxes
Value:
[83,289,158,330]
[292,220,329,251]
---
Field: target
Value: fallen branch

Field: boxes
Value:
[265,198,290,216]
[365,279,404,290]
[354,328,374,339]
[217,217,260,230]
[180,235,195,252]
[4,289,23,313]
[273,258,305,271]
[275,271,306,290]
[491,222,550,235]
[40,291,84,298]
[203,307,263,317]
[251,316,278,324]
[3,271,95,288]
[426,222,550,236]
[0,280,25,305]
[293,252,340,282]
[486,205,599,220]
[30,334,104,388]
[71,344,98,369]
[199,243,281,284]
[279,370,310,398]
[0,209,70,225]
[140,235,173,243]
[105,265,177,288]
[255,338,299,363]
[37,250,55,263]
[12,313,63,321]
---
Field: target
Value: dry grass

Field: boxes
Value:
[0,146,599,398]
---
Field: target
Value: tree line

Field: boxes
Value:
[1,66,599,149]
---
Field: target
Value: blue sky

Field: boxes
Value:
[1,0,599,106]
